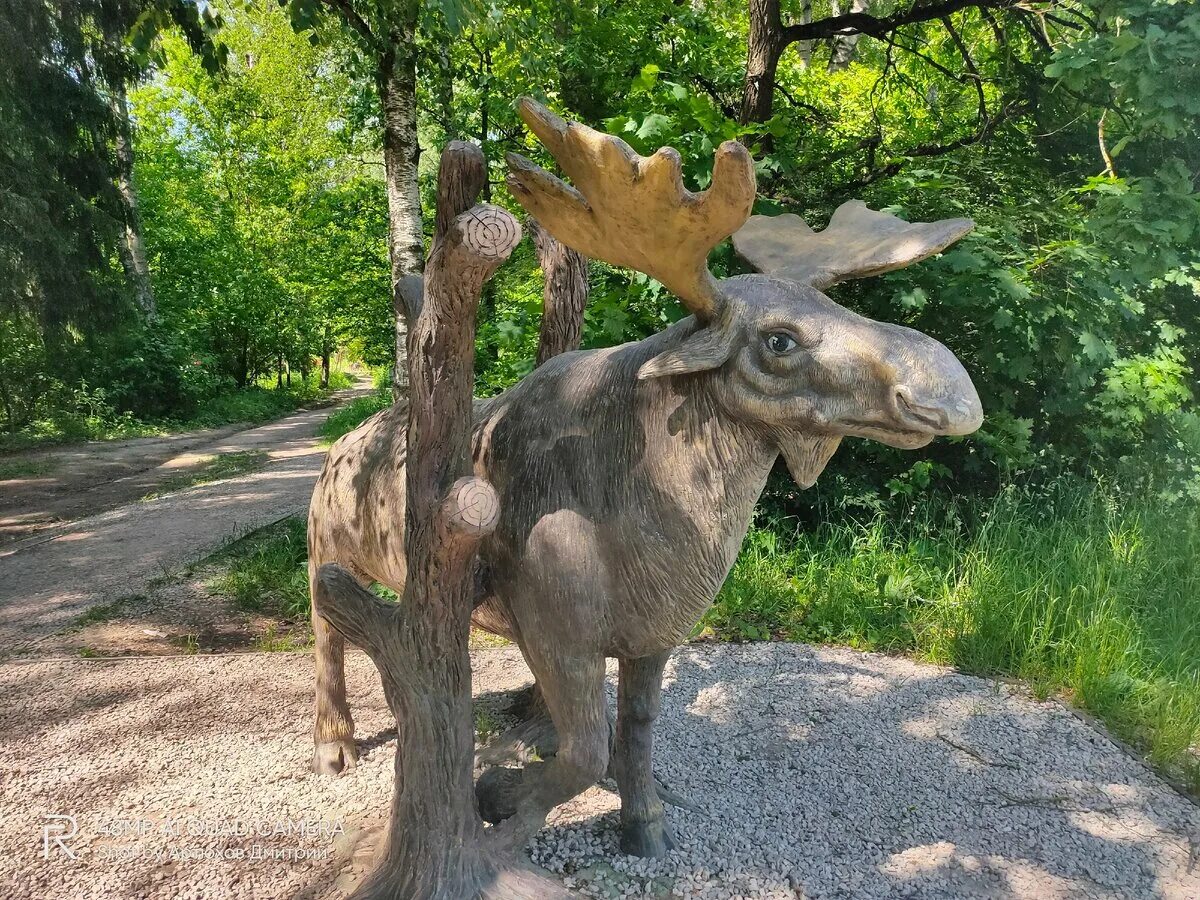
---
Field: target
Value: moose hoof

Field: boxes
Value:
[620,819,676,858]
[311,739,358,776]
[476,766,524,824]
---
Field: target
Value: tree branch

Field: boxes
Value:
[692,74,739,120]
[781,0,1022,45]
[316,563,403,658]
[941,14,989,132]
[846,99,1030,190]
[318,0,382,53]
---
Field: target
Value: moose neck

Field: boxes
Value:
[638,369,779,563]
[632,335,842,593]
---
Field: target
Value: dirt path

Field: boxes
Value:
[2,645,1196,899]
[0,379,371,547]
[0,380,372,656]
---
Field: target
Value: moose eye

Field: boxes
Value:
[765,332,798,355]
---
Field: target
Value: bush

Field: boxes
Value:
[0,370,351,453]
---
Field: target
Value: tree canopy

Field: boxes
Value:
[1,0,1198,495]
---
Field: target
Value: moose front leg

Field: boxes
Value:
[614,650,675,857]
[310,560,361,775]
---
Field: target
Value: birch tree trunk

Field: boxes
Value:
[315,142,571,900]
[379,39,425,403]
[828,0,870,71]
[797,0,814,70]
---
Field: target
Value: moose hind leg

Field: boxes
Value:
[485,653,610,852]
[310,560,359,775]
[614,651,675,857]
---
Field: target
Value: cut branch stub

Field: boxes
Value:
[506,96,756,322]
[732,200,974,290]
[441,476,500,538]
[458,206,523,263]
[435,140,489,242]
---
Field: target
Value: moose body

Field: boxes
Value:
[309,99,984,858]
[316,313,772,664]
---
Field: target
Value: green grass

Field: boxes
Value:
[319,388,390,445]
[705,482,1200,792]
[253,624,312,652]
[186,371,353,430]
[142,450,268,500]
[0,458,54,480]
[208,516,311,620]
[73,594,146,627]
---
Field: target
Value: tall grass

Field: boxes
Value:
[318,368,391,445]
[209,517,311,620]
[707,481,1200,791]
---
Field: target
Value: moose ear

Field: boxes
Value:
[732,200,973,290]
[638,326,735,380]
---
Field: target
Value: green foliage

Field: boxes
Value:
[0,371,346,453]
[705,479,1200,791]
[0,0,387,441]
[319,387,391,445]
[132,10,391,388]
[411,0,1200,504]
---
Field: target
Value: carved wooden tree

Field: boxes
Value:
[314,141,570,899]
[530,219,589,366]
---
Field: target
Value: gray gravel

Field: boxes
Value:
[2,644,1196,899]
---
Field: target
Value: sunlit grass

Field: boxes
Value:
[318,389,390,445]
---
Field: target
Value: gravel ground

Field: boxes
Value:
[2,644,1197,900]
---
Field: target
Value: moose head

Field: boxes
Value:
[506,98,983,484]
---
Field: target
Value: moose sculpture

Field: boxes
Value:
[308,98,983,859]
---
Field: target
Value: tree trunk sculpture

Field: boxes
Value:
[531,219,589,366]
[313,141,567,898]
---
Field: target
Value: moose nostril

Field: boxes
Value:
[894,385,947,430]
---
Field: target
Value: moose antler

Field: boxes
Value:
[732,201,974,290]
[506,97,756,321]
